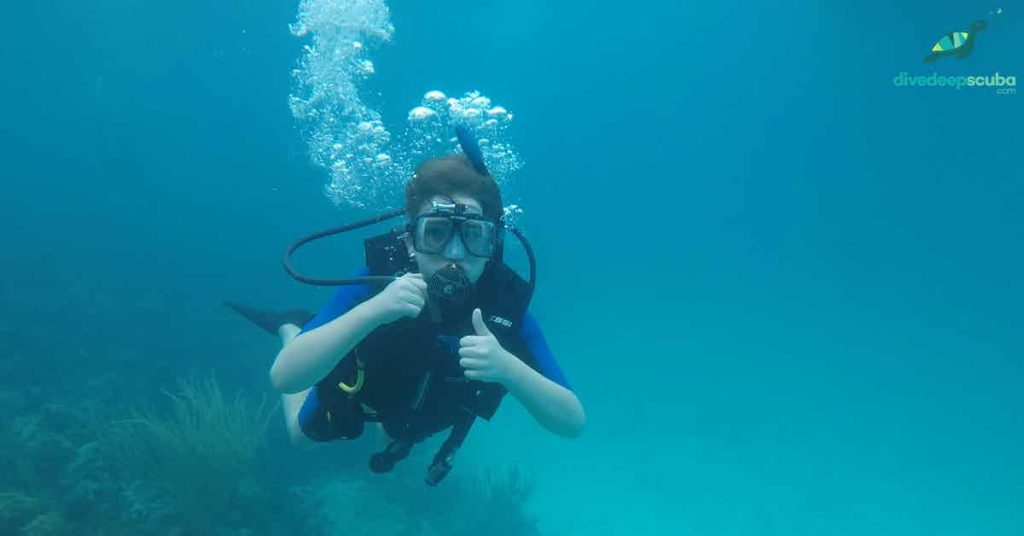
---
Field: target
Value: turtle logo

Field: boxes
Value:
[923,19,987,63]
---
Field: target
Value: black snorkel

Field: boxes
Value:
[282,125,536,305]
[282,208,406,286]
[455,124,489,176]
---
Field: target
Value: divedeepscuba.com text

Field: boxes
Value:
[892,72,1017,94]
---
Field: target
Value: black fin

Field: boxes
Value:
[224,302,315,335]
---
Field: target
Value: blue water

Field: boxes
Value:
[1,0,1021,534]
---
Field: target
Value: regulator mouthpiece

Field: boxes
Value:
[428,264,472,308]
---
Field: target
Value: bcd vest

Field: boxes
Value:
[312,229,537,484]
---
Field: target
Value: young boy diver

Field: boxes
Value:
[230,136,584,485]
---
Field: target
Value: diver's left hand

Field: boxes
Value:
[459,308,522,386]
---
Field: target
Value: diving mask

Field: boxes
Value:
[408,201,500,259]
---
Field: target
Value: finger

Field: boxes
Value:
[472,308,491,336]
[400,290,426,309]
[459,335,484,347]
[459,357,485,369]
[458,347,482,359]
[400,279,427,293]
[408,279,429,297]
[404,303,423,318]
[464,369,485,381]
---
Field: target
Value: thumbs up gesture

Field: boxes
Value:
[459,308,521,386]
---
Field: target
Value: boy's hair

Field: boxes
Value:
[404,155,503,222]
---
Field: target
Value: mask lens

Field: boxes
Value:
[461,219,496,257]
[416,217,454,253]
[414,214,498,258]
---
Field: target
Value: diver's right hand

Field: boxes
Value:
[367,273,428,325]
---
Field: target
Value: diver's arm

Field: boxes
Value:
[503,357,586,439]
[270,273,427,394]
[269,300,384,394]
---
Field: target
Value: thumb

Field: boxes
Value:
[472,308,491,336]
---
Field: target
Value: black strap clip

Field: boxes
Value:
[369,439,412,473]
[424,413,476,486]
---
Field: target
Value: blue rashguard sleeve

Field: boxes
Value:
[299,266,374,334]
[519,313,572,391]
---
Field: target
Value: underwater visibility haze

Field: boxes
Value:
[0,0,1021,534]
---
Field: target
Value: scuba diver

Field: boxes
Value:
[228,128,584,485]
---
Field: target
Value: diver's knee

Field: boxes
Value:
[287,420,320,449]
[278,323,302,345]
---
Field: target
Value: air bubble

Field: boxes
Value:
[409,106,437,121]
[289,1,522,211]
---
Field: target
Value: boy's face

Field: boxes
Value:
[405,194,490,285]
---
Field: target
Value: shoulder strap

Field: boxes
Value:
[364,228,416,279]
